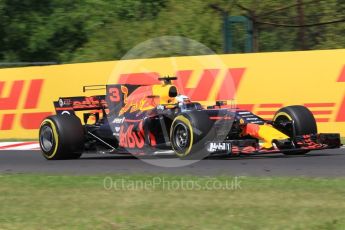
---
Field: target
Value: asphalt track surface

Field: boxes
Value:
[1,148,345,177]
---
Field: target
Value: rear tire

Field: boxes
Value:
[39,115,84,160]
[273,105,317,155]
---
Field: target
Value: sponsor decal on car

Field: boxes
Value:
[207,142,231,153]
[112,117,125,124]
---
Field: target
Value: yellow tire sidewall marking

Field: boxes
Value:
[40,119,59,159]
[170,115,194,157]
[273,112,293,122]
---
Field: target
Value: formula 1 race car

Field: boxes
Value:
[39,76,341,160]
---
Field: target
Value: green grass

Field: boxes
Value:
[0,138,37,142]
[1,174,345,230]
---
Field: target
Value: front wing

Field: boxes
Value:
[206,133,341,155]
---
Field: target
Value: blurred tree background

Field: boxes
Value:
[0,0,344,64]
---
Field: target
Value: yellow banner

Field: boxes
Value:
[0,49,344,139]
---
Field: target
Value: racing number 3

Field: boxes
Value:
[109,86,128,102]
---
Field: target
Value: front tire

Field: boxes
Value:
[170,112,214,159]
[39,115,84,160]
[273,105,317,155]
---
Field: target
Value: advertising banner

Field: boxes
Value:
[0,49,344,138]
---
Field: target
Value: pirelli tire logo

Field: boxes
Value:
[0,79,52,130]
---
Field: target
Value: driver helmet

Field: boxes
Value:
[176,94,191,104]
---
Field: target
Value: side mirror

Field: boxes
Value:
[216,101,227,107]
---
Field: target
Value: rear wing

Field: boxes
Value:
[54,95,107,115]
[53,84,141,116]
